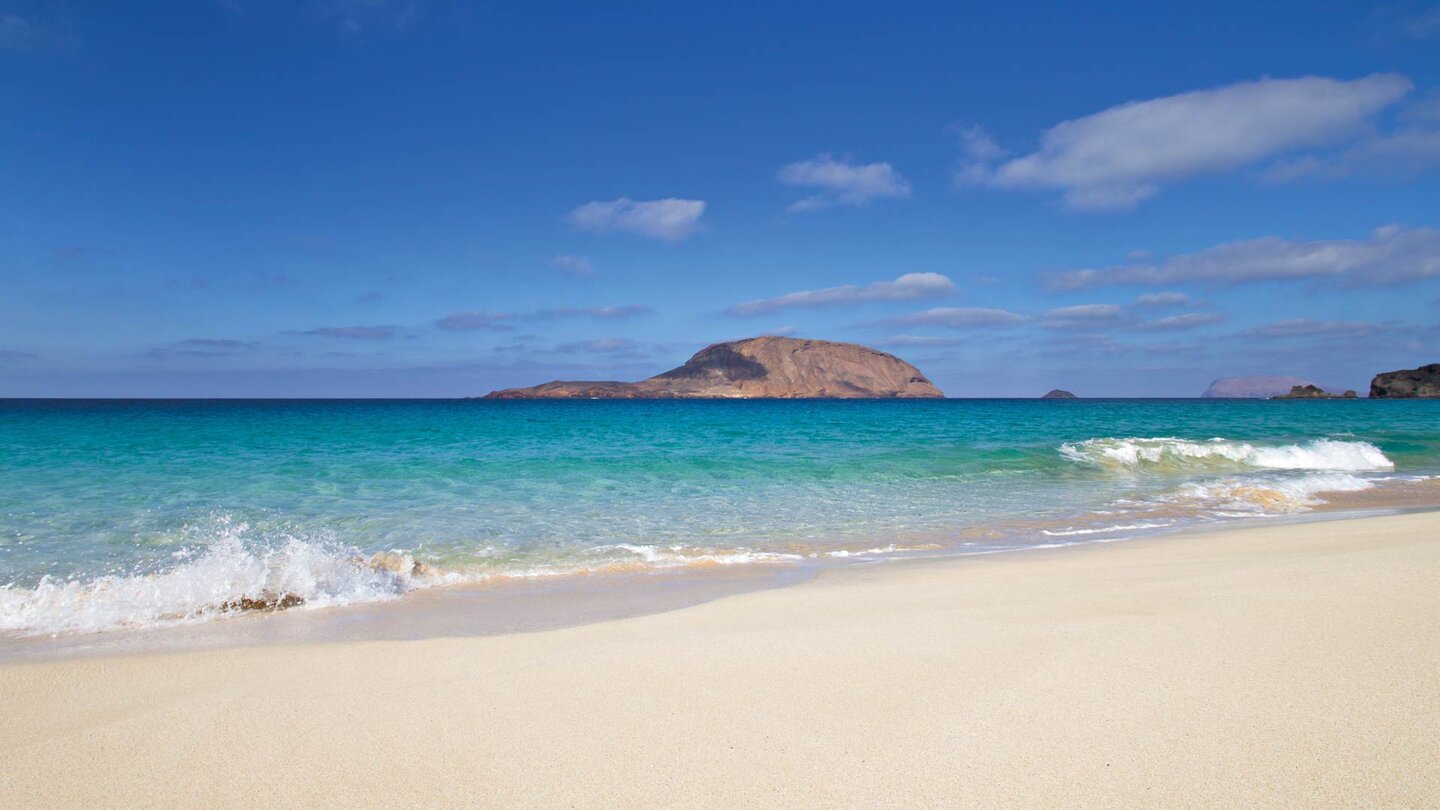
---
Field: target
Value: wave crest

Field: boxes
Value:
[0,519,435,637]
[1059,437,1393,473]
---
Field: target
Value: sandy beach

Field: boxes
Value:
[2,510,1437,808]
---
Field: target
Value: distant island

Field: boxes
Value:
[1041,389,1076,399]
[484,336,944,399]
[1370,364,1440,398]
[1274,385,1358,399]
[1201,376,1324,398]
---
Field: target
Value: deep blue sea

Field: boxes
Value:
[2,398,1437,636]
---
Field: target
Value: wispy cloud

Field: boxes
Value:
[534,305,654,320]
[177,339,260,351]
[295,325,398,339]
[1371,6,1440,40]
[1039,304,1125,330]
[778,154,911,212]
[0,9,74,51]
[881,307,1028,329]
[435,311,515,332]
[436,305,653,331]
[1133,312,1226,331]
[553,254,593,277]
[0,349,38,362]
[1133,291,1192,307]
[874,335,967,348]
[959,74,1413,210]
[1048,225,1440,289]
[554,338,644,356]
[729,273,955,316]
[568,197,706,241]
[310,0,422,35]
[1243,318,1387,339]
[1263,124,1440,181]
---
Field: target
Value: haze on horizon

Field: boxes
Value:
[2,0,1438,398]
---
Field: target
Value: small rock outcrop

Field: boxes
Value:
[1202,375,1318,399]
[485,336,944,399]
[1041,389,1077,399]
[1273,385,1359,399]
[1370,364,1440,398]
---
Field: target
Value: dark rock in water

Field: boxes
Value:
[221,594,305,613]
[1275,384,1334,399]
[1370,364,1440,398]
[1343,390,1358,399]
[484,336,944,399]
[1201,375,1317,398]
[1041,389,1077,399]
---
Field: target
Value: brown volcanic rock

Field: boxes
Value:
[485,336,944,399]
[1370,363,1440,398]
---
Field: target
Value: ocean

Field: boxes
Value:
[2,398,1437,639]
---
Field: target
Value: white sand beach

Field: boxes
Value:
[2,511,1437,808]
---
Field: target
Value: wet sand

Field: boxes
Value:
[1,510,1437,807]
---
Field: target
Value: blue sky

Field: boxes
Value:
[2,0,1438,397]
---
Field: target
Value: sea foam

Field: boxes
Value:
[1059,437,1394,473]
[0,518,432,637]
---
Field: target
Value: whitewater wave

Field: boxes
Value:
[1059,437,1393,473]
[0,522,820,638]
[0,519,444,637]
[1165,472,1375,513]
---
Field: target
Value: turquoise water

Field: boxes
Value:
[2,398,1437,636]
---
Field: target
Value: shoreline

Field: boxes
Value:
[4,478,1439,664]
[2,509,1438,806]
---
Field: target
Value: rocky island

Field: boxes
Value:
[1041,389,1077,399]
[1201,376,1319,398]
[485,336,944,399]
[1370,364,1440,398]
[1274,385,1358,399]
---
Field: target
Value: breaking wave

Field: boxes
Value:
[1163,472,1376,514]
[1059,437,1393,473]
[0,519,441,637]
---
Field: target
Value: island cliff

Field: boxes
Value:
[484,336,944,399]
[1369,364,1440,398]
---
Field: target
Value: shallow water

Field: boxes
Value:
[2,398,1437,638]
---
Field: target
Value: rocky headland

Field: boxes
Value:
[1041,389,1076,399]
[1370,364,1440,398]
[484,336,944,399]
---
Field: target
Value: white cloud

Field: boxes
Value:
[555,338,643,355]
[875,335,967,348]
[1134,313,1225,331]
[778,154,911,212]
[1049,225,1440,289]
[568,197,706,241]
[1245,318,1386,339]
[1134,291,1191,307]
[435,310,515,331]
[728,273,955,316]
[553,255,593,277]
[297,325,398,339]
[534,306,653,320]
[1040,304,1125,330]
[960,74,1414,210]
[883,307,1028,329]
[437,305,652,330]
[1263,126,1440,181]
